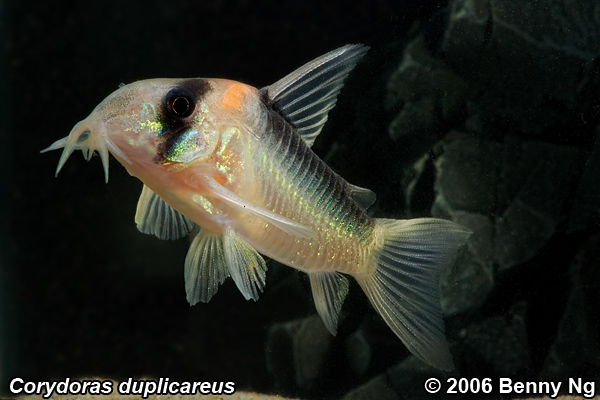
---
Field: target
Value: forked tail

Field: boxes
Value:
[355,218,471,371]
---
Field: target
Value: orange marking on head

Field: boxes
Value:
[214,175,227,185]
[221,83,247,111]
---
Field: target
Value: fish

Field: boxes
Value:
[42,44,471,371]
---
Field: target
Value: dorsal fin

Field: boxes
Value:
[262,44,369,147]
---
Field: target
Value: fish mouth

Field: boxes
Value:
[41,119,131,183]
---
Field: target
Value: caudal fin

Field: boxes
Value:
[355,218,471,371]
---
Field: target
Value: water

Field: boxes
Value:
[3,0,600,399]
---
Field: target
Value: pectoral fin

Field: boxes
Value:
[204,177,317,239]
[135,185,194,240]
[309,272,350,335]
[135,185,195,240]
[223,226,267,301]
[184,229,229,305]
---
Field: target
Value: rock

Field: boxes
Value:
[292,315,332,389]
[402,153,433,217]
[431,133,499,314]
[569,129,600,232]
[372,0,600,397]
[344,329,372,378]
[343,356,447,400]
[388,97,437,142]
[457,302,531,377]
[541,233,600,383]
[342,374,398,400]
[439,211,494,315]
[441,0,600,135]
[495,138,581,270]
[433,132,502,215]
[265,314,333,392]
[386,357,450,400]
[265,318,299,391]
[386,37,473,143]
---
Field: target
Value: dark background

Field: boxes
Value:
[2,0,600,399]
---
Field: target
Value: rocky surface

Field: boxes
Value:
[441,0,600,135]
[569,130,600,232]
[540,232,600,381]
[326,0,600,398]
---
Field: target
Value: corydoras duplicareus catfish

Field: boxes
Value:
[42,44,471,371]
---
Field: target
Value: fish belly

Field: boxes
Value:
[248,218,374,275]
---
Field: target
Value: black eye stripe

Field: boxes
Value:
[155,79,212,163]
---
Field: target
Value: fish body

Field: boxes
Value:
[43,45,471,371]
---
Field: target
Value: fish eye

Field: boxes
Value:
[165,87,195,119]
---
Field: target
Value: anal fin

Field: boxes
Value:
[309,271,350,335]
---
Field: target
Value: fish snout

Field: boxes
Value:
[41,117,129,183]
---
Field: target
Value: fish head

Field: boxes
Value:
[42,78,230,183]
